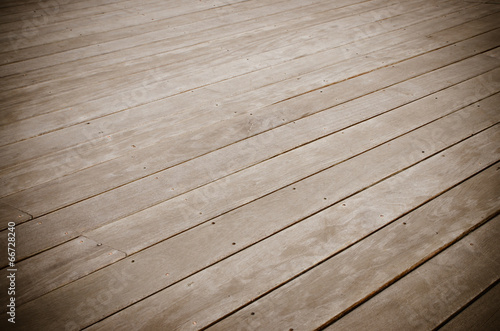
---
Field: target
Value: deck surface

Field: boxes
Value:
[0,0,499,330]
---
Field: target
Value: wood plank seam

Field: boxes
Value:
[1,11,492,165]
[9,113,498,330]
[0,235,127,312]
[2,26,496,204]
[0,0,468,122]
[316,189,500,330]
[321,215,500,331]
[0,0,315,67]
[0,1,498,329]
[0,2,488,150]
[13,122,498,331]
[2,52,496,264]
[433,278,500,331]
[203,162,500,330]
[0,0,257,51]
[0,0,326,59]
[83,129,500,330]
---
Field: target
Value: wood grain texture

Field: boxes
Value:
[0,236,125,310]
[2,25,498,217]
[0,0,254,51]
[439,281,500,331]
[0,0,135,26]
[3,53,498,265]
[0,201,30,230]
[0,0,450,140]
[325,215,500,330]
[0,0,375,81]
[0,1,498,329]
[89,135,500,330]
[0,1,491,148]
[206,162,500,331]
[85,74,500,255]
[0,0,272,66]
[7,106,497,330]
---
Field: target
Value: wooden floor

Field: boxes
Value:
[0,0,499,329]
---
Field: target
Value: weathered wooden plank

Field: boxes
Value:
[0,0,318,67]
[86,131,500,330]
[0,0,424,93]
[0,236,125,311]
[487,45,500,60]
[6,2,492,140]
[0,202,30,230]
[0,2,495,330]
[0,0,254,51]
[0,0,411,118]
[0,0,172,33]
[0,0,88,10]
[0,0,345,76]
[205,165,500,331]
[1,1,476,163]
[20,55,500,249]
[0,3,491,147]
[326,216,500,330]
[0,0,105,8]
[1,10,497,193]
[2,23,498,216]
[4,105,498,330]
[0,0,131,24]
[439,281,500,331]
[84,77,500,255]
[2,53,498,264]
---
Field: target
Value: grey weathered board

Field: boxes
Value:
[6,89,499,309]
[2,10,497,192]
[0,202,30,230]
[439,281,500,331]
[0,0,498,329]
[0,0,467,154]
[2,48,498,264]
[0,236,125,310]
[206,164,500,331]
[0,2,491,147]
[4,110,499,329]
[88,136,500,330]
[325,215,500,330]
[0,54,494,268]
[1,22,498,215]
